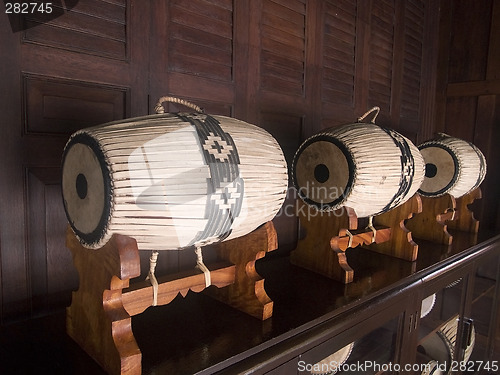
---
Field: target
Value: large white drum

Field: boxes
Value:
[62,99,288,250]
[418,134,487,198]
[292,110,425,218]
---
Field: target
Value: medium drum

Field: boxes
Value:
[62,98,288,250]
[292,108,425,218]
[418,134,487,198]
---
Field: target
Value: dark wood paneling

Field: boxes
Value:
[436,0,500,230]
[260,0,306,97]
[23,0,128,60]
[447,0,493,83]
[368,0,395,114]
[1,0,150,323]
[322,0,357,109]
[23,75,127,135]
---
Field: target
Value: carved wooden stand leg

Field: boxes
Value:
[204,221,278,320]
[66,222,276,375]
[290,201,358,284]
[406,194,456,245]
[66,227,142,375]
[446,188,481,233]
[291,197,423,284]
[368,194,422,261]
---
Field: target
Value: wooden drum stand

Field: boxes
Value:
[66,222,277,375]
[291,194,422,284]
[290,188,482,284]
[406,188,482,244]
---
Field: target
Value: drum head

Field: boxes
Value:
[293,136,354,210]
[62,133,112,247]
[418,144,458,196]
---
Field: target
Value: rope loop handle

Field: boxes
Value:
[155,96,204,114]
[357,106,380,124]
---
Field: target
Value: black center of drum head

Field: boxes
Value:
[314,163,330,183]
[76,173,88,199]
[425,163,438,178]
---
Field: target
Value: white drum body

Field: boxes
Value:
[62,112,288,250]
[292,123,425,218]
[418,134,487,198]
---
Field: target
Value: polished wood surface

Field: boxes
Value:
[0,229,498,375]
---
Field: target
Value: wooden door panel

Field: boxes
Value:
[0,0,149,322]
[23,74,128,135]
[23,0,128,60]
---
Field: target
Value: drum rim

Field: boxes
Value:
[62,132,113,247]
[292,133,356,211]
[418,142,459,197]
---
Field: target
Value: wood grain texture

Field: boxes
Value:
[446,188,482,233]
[66,227,141,375]
[406,194,456,245]
[205,221,278,320]
[370,194,422,261]
[290,200,357,284]
[23,0,128,59]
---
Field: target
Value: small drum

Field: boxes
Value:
[310,342,354,375]
[420,293,436,318]
[292,107,425,218]
[62,97,288,250]
[419,315,475,375]
[418,134,487,198]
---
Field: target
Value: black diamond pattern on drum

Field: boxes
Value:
[202,133,234,162]
[176,113,244,248]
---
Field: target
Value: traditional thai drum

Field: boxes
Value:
[418,134,487,198]
[61,97,288,251]
[292,107,425,218]
[310,342,354,375]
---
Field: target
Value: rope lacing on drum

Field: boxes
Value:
[357,106,380,123]
[366,216,377,243]
[155,96,204,114]
[195,246,211,288]
[146,250,159,306]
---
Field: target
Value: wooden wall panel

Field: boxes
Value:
[260,0,306,97]
[322,0,357,110]
[0,0,150,323]
[436,0,500,230]
[23,0,128,60]
[368,0,395,115]
[400,0,424,122]
[23,75,127,134]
